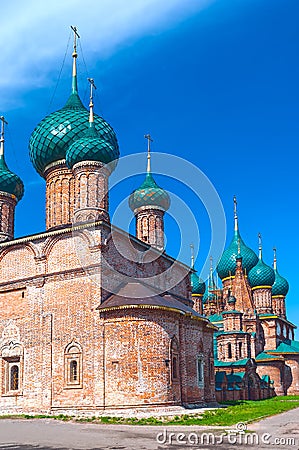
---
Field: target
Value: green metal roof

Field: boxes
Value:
[208,313,223,323]
[29,91,119,177]
[248,257,275,288]
[222,309,242,315]
[0,155,24,201]
[66,122,119,169]
[268,340,299,354]
[190,270,206,295]
[129,172,170,212]
[227,372,245,383]
[255,351,283,361]
[216,228,258,280]
[214,358,250,368]
[272,268,289,296]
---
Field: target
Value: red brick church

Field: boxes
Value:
[191,198,299,401]
[0,31,216,415]
[0,30,298,416]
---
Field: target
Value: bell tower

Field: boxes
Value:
[129,135,170,251]
[0,116,24,241]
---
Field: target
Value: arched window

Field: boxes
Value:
[10,365,19,390]
[172,356,178,379]
[228,343,232,359]
[238,342,242,358]
[64,341,83,388]
[70,360,78,382]
[197,355,204,387]
[170,338,179,382]
[1,340,23,395]
[142,216,148,242]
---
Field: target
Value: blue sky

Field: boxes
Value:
[1,0,298,334]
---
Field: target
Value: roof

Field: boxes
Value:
[208,313,223,323]
[258,314,297,329]
[222,309,242,315]
[227,372,245,383]
[214,358,251,368]
[268,340,299,355]
[255,351,284,362]
[98,282,209,322]
[216,227,258,280]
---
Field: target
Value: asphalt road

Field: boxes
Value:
[0,407,298,450]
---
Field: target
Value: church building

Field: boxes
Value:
[191,198,299,401]
[0,30,216,415]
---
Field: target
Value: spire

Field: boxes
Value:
[190,243,195,268]
[87,78,96,125]
[258,232,263,260]
[144,133,153,173]
[237,238,242,258]
[209,255,216,289]
[234,195,239,232]
[70,25,80,94]
[273,247,277,271]
[0,115,8,165]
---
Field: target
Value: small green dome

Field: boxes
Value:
[190,271,206,295]
[129,172,170,212]
[248,258,275,288]
[272,269,289,296]
[29,92,118,177]
[216,229,258,280]
[66,123,119,169]
[0,155,24,201]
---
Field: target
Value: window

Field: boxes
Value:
[70,360,78,382]
[170,337,179,382]
[197,355,204,388]
[1,342,23,396]
[64,341,83,388]
[10,365,19,390]
[172,356,178,380]
[238,342,242,358]
[228,343,232,359]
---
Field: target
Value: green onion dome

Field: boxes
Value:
[216,228,258,280]
[0,154,24,201]
[272,268,289,297]
[190,271,206,295]
[129,172,170,212]
[66,122,119,170]
[29,91,119,177]
[248,258,275,288]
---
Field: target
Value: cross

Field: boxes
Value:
[70,25,80,54]
[87,78,97,122]
[0,116,8,141]
[144,133,153,172]
[190,243,195,267]
[87,78,97,100]
[273,246,277,269]
[233,195,237,216]
[258,232,262,258]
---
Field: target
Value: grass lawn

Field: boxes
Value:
[1,396,299,427]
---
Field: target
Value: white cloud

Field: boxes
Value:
[0,0,213,109]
